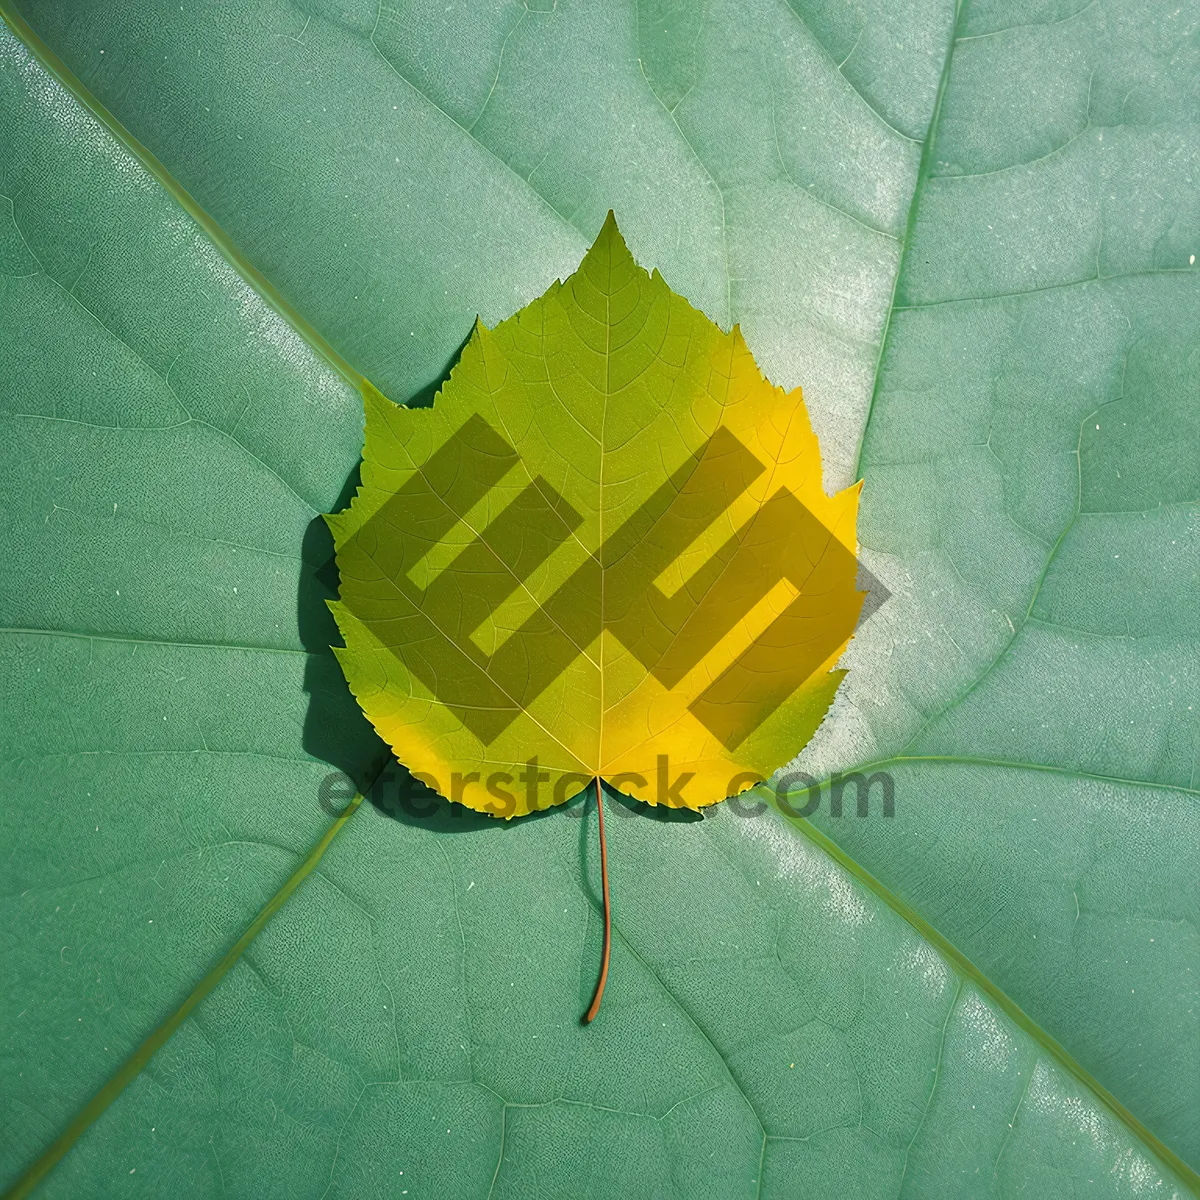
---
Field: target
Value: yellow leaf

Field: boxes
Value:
[328,213,864,816]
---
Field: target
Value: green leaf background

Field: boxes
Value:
[1,1,1196,1196]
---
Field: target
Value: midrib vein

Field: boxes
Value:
[0,2,365,396]
[778,803,1200,1195]
[597,277,610,774]
[850,0,965,479]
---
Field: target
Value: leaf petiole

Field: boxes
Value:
[582,776,611,1024]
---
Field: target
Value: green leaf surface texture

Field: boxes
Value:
[1,1,1196,1197]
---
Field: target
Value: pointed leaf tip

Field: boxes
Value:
[593,209,628,256]
[580,210,637,293]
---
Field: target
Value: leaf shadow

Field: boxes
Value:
[297,478,391,787]
[298,324,515,835]
[607,788,705,823]
[301,553,512,834]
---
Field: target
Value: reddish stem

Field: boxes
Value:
[583,776,611,1024]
